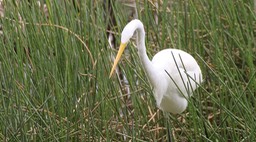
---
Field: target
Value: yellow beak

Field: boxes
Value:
[109,43,127,78]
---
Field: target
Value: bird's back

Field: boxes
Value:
[152,49,200,73]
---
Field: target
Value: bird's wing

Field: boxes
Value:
[152,49,202,98]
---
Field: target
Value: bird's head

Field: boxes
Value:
[120,22,136,43]
[109,19,143,78]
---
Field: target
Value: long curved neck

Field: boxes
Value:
[136,25,147,58]
[135,22,157,87]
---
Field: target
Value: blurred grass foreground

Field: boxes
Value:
[0,0,256,141]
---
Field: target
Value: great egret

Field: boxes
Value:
[109,19,202,114]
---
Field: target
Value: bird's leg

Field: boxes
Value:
[164,112,172,142]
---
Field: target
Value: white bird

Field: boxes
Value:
[109,19,202,114]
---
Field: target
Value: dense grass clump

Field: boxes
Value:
[0,0,255,141]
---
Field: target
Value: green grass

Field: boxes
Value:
[0,0,255,141]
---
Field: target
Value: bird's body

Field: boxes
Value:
[150,49,202,113]
[110,19,202,114]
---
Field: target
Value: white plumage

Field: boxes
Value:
[110,19,202,114]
